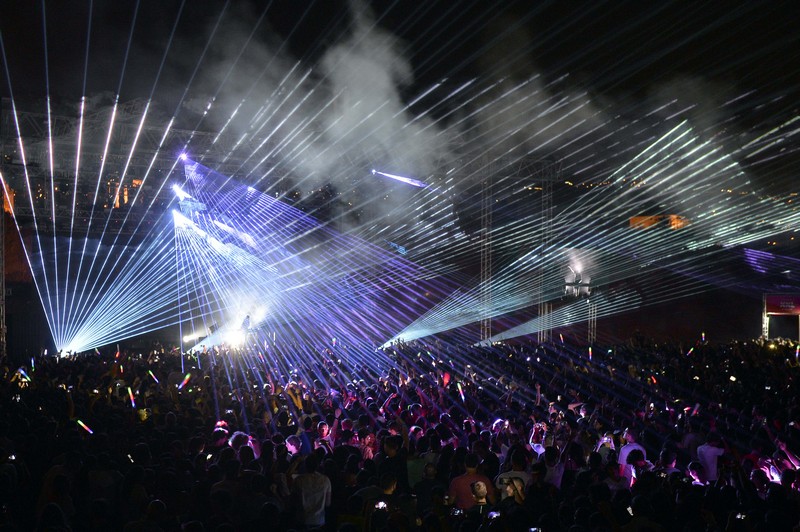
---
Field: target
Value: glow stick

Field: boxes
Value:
[588,347,592,361]
[701,332,705,343]
[17,368,31,382]
[457,382,465,402]
[686,347,694,356]
[148,370,159,383]
[178,373,191,389]
[559,334,564,344]
[127,387,136,408]
[77,419,93,434]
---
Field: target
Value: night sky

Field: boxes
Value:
[2,1,798,193]
[3,2,799,91]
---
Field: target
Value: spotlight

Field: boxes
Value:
[172,210,191,228]
[182,331,206,343]
[224,329,246,346]
[172,184,192,201]
[371,169,429,188]
[179,153,188,161]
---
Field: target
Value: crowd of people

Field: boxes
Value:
[1,333,800,532]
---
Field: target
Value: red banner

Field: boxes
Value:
[765,294,800,315]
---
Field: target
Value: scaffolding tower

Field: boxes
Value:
[480,172,493,342]
[537,161,557,344]
[588,300,598,344]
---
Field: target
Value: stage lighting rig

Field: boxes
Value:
[565,265,592,298]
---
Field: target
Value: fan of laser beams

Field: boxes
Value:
[0,108,186,354]
[389,121,800,343]
[173,160,460,351]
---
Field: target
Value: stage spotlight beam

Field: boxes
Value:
[172,184,193,200]
[371,169,429,188]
